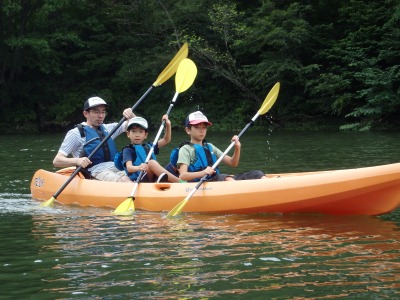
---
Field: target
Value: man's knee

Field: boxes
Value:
[118,175,132,182]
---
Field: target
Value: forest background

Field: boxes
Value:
[1,0,399,133]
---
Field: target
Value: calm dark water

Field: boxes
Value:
[0,131,399,299]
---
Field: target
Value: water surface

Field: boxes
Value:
[0,131,399,299]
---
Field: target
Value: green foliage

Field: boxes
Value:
[1,0,399,133]
[307,0,400,130]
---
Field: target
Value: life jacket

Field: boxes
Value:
[114,143,157,181]
[169,141,219,182]
[77,124,117,166]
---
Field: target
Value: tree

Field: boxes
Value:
[1,0,399,132]
[307,0,400,130]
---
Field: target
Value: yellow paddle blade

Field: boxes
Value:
[166,82,280,218]
[166,198,189,218]
[112,197,135,216]
[153,43,189,87]
[175,58,197,93]
[258,82,280,115]
[39,196,56,207]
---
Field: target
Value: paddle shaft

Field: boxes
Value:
[129,92,179,198]
[186,113,260,199]
[113,58,197,214]
[52,86,154,199]
[213,113,259,169]
[167,82,280,217]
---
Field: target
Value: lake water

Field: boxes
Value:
[0,130,399,299]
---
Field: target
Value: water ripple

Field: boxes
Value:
[0,197,399,298]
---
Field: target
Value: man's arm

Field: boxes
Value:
[53,152,92,168]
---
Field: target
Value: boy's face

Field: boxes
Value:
[127,125,148,144]
[186,122,208,142]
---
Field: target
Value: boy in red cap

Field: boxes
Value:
[174,111,266,182]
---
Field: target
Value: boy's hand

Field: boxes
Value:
[138,163,148,172]
[203,166,215,176]
[231,135,241,146]
[162,114,171,125]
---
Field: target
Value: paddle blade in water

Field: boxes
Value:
[41,46,189,210]
[166,83,281,218]
[112,198,135,216]
[175,58,197,93]
[166,198,189,217]
[39,196,56,207]
[153,43,189,87]
[113,57,196,217]
[258,82,280,115]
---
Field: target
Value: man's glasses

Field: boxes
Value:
[90,110,107,116]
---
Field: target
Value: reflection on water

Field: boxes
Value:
[0,132,399,298]
[0,197,398,299]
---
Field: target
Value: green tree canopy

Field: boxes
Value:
[1,0,399,132]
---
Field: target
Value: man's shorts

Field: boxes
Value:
[91,167,128,182]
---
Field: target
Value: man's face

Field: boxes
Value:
[84,105,107,127]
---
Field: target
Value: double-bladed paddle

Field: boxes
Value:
[112,58,198,216]
[40,43,189,207]
[166,82,281,217]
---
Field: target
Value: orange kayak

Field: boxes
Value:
[30,163,400,216]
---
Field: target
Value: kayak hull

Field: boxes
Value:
[30,163,400,216]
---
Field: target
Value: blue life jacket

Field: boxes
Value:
[114,143,156,181]
[169,141,219,182]
[77,124,117,166]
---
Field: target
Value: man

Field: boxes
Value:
[53,96,135,182]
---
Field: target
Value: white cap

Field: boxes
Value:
[127,117,148,130]
[83,97,108,111]
[185,111,212,127]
